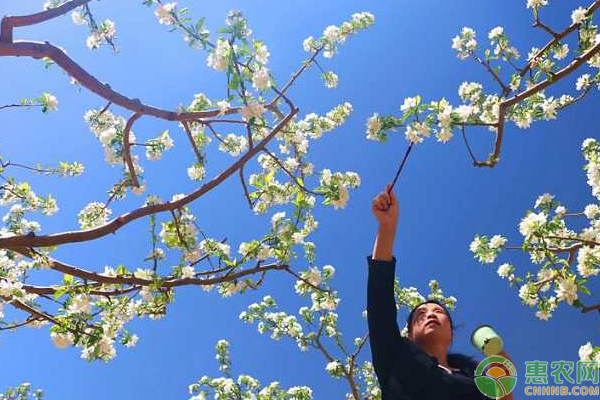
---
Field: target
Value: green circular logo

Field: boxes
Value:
[474,355,518,398]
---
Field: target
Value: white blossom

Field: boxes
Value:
[400,96,419,112]
[366,114,384,141]
[571,7,588,25]
[527,0,548,9]
[241,101,265,121]
[181,265,196,279]
[555,277,578,305]
[488,26,504,41]
[331,186,349,210]
[535,309,552,321]
[86,32,102,49]
[51,332,73,349]
[519,212,547,238]
[155,2,177,25]
[576,74,592,91]
[553,44,569,60]
[497,263,514,279]
[255,43,270,64]
[490,235,507,249]
[535,193,554,209]
[579,342,594,361]
[251,67,271,91]
[71,10,87,25]
[518,284,539,306]
[187,164,205,181]
[584,204,599,219]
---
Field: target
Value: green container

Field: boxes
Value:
[471,325,503,356]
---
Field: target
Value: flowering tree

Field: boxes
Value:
[366,0,600,167]
[3,0,599,399]
[0,383,43,400]
[366,0,600,368]
[0,1,454,400]
[0,0,371,384]
[470,138,600,366]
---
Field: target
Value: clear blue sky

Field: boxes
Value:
[0,1,598,399]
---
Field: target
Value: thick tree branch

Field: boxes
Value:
[0,108,298,248]
[581,301,600,314]
[0,41,243,120]
[0,0,92,43]
[472,38,600,167]
[521,0,600,79]
[8,246,290,289]
[123,112,142,187]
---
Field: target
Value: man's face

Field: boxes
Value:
[407,303,453,347]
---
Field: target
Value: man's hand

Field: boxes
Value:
[372,184,399,228]
[371,184,400,261]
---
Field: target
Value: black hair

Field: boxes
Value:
[405,300,480,376]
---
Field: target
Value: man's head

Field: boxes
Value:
[406,300,454,349]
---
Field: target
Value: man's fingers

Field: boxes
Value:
[373,196,386,211]
[389,190,396,204]
[378,197,389,211]
[382,192,390,205]
[372,198,384,211]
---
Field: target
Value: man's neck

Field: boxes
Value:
[421,343,452,370]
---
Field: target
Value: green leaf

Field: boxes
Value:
[579,285,592,296]
[264,170,275,184]
[398,108,416,124]
[116,264,127,276]
[196,17,206,30]
[53,286,68,300]
[63,274,74,285]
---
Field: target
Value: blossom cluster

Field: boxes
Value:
[248,103,357,214]
[302,12,375,59]
[84,108,145,193]
[187,340,313,400]
[470,138,600,323]
[366,12,600,148]
[239,264,456,398]
[182,122,211,182]
[578,341,600,366]
[145,131,174,161]
[317,169,361,210]
[0,382,43,400]
[70,6,116,50]
[0,179,59,235]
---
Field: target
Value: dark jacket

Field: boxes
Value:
[367,256,488,400]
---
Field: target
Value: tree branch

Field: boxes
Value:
[261,149,319,195]
[520,0,600,79]
[0,0,92,43]
[0,108,298,248]
[181,121,204,164]
[0,41,242,121]
[581,301,600,314]
[473,37,600,167]
[122,112,142,187]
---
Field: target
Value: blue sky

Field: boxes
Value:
[0,0,599,399]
